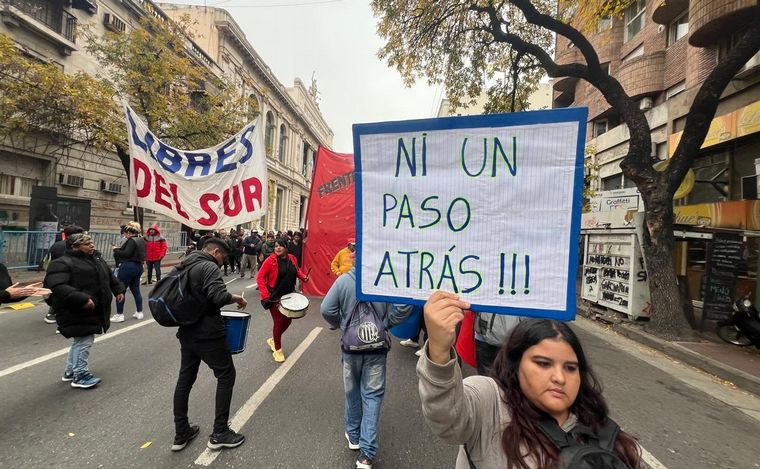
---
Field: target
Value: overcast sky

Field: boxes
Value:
[166,0,440,153]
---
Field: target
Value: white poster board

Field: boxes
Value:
[124,104,268,229]
[353,108,587,319]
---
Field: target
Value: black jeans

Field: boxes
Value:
[173,336,236,435]
[475,339,501,376]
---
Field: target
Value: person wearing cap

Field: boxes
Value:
[112,224,145,323]
[257,238,309,363]
[44,233,126,389]
[331,239,356,277]
[171,237,248,452]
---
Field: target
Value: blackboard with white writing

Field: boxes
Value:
[702,233,744,321]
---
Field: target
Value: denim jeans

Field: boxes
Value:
[65,335,95,379]
[116,261,143,314]
[342,351,387,460]
[146,260,162,283]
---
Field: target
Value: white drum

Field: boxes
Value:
[279,293,309,319]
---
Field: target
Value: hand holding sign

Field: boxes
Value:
[424,291,470,364]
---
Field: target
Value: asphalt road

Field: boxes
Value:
[1,276,759,469]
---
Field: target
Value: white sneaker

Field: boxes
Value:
[110,314,125,323]
[344,432,360,451]
[133,311,144,320]
[414,349,423,357]
[399,339,419,348]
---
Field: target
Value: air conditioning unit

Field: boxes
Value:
[59,174,84,188]
[104,13,126,33]
[736,51,760,79]
[639,97,654,110]
[100,180,122,194]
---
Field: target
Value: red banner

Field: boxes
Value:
[302,146,355,296]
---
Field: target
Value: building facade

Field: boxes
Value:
[555,0,760,319]
[435,82,552,117]
[0,0,330,236]
[158,4,334,233]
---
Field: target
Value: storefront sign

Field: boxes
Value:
[354,108,587,319]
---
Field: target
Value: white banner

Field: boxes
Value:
[124,104,267,229]
[353,108,587,319]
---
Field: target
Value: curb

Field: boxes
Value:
[612,323,760,397]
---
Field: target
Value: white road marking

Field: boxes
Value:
[640,446,669,469]
[245,283,259,289]
[194,326,323,466]
[0,319,155,379]
[224,278,237,285]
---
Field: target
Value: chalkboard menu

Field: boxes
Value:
[702,233,744,321]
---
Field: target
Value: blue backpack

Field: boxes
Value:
[148,265,205,327]
[340,301,389,353]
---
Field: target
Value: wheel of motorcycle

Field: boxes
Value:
[716,324,753,346]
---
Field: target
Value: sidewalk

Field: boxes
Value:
[579,302,760,397]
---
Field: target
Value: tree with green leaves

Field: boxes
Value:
[372,0,760,338]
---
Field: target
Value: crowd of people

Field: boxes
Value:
[0,223,643,469]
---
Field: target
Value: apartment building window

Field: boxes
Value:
[247,95,260,121]
[622,44,644,62]
[597,16,612,32]
[667,11,689,46]
[274,186,285,229]
[302,142,311,176]
[299,196,307,227]
[624,0,646,42]
[593,119,609,138]
[602,174,623,190]
[0,175,36,197]
[278,125,288,164]
[265,112,275,155]
[665,81,686,100]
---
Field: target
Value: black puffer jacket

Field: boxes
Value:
[44,250,125,338]
[176,251,234,341]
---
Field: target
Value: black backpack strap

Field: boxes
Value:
[593,417,621,451]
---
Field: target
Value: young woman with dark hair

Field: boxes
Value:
[417,291,641,469]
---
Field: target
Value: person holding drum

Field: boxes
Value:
[257,238,310,363]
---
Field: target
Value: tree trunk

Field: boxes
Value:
[639,195,696,339]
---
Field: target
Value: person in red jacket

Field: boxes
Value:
[256,238,309,363]
[144,225,168,285]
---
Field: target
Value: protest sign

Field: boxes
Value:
[353,108,587,319]
[124,104,267,229]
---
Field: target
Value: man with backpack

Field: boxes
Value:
[320,261,411,469]
[165,238,248,453]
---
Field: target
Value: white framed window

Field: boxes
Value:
[624,0,646,42]
[593,119,609,138]
[0,175,35,197]
[667,11,689,46]
[622,44,644,62]
[665,81,686,99]
[597,16,612,32]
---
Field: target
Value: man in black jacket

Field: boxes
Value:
[44,233,125,388]
[43,225,84,324]
[172,238,248,453]
[240,230,261,279]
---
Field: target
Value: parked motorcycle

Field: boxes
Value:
[716,296,760,348]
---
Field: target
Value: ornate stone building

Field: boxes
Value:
[158,4,334,232]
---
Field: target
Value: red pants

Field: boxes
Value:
[269,304,292,350]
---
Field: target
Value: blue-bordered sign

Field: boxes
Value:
[352,108,588,320]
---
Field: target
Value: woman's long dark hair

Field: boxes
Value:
[489,319,640,469]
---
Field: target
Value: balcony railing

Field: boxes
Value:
[5,0,77,43]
